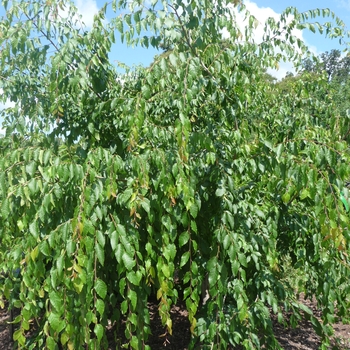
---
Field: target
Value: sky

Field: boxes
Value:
[252,0,350,52]
[1,0,350,133]
[66,0,350,69]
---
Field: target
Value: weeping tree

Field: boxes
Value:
[1,0,350,349]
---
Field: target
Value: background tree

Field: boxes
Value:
[301,49,350,140]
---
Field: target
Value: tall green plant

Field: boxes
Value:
[1,0,350,349]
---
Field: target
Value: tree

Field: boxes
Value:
[303,49,350,81]
[1,1,350,349]
[301,49,350,135]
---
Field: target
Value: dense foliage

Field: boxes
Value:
[1,0,350,349]
[301,49,350,122]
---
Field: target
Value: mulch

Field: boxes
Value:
[1,296,350,349]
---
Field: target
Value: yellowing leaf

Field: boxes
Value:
[30,246,39,261]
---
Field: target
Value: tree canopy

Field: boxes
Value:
[1,0,350,349]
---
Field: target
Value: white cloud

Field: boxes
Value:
[267,63,294,80]
[224,1,319,79]
[0,89,16,135]
[57,0,100,29]
[0,100,15,109]
[0,89,15,110]
[0,121,5,135]
[74,0,100,28]
[0,117,6,136]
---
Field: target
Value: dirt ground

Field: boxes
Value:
[1,297,350,349]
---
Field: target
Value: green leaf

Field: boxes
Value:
[73,277,84,294]
[46,336,56,349]
[119,277,126,296]
[29,221,39,239]
[232,260,240,276]
[298,303,313,315]
[162,263,171,278]
[275,143,284,159]
[56,255,64,275]
[282,192,290,204]
[208,257,219,287]
[121,300,128,314]
[49,291,64,314]
[94,323,104,342]
[179,231,190,247]
[43,149,51,165]
[17,220,24,231]
[190,220,197,233]
[128,289,137,310]
[300,189,310,200]
[95,279,107,299]
[116,19,123,33]
[110,230,118,252]
[28,178,38,195]
[48,313,66,333]
[310,315,323,336]
[189,203,198,218]
[340,192,349,212]
[88,123,95,135]
[191,261,198,275]
[96,230,106,247]
[60,332,69,346]
[116,224,126,237]
[95,243,105,266]
[169,53,178,67]
[141,198,150,213]
[96,298,105,316]
[26,162,36,177]
[180,251,190,268]
[238,253,247,267]
[0,172,6,196]
[142,85,151,99]
[40,240,50,256]
[127,271,142,286]
[122,252,136,271]
[215,188,225,197]
[95,206,103,221]
[1,198,10,218]
[111,97,119,109]
[30,246,39,261]
[130,335,139,349]
[13,329,25,345]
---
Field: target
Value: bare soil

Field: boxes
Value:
[1,297,350,349]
